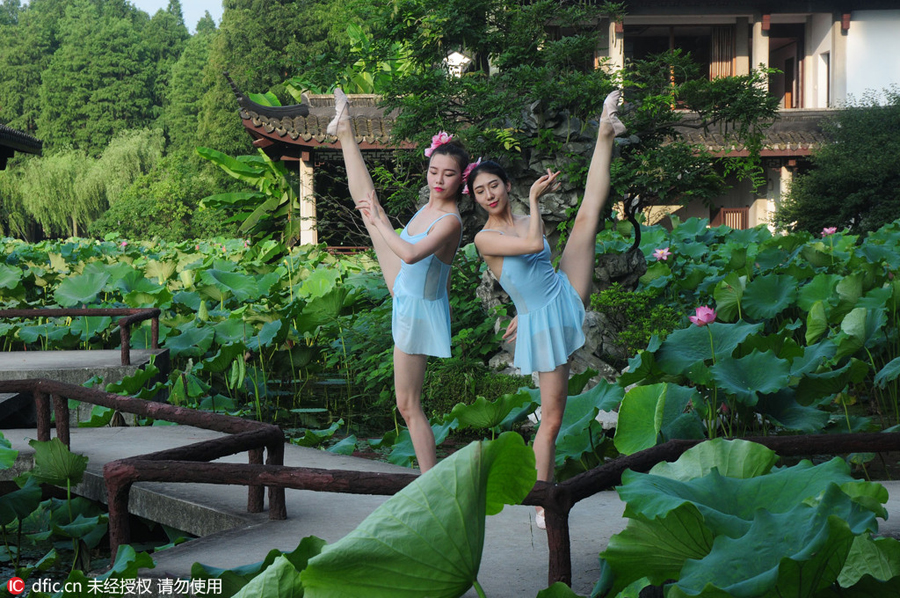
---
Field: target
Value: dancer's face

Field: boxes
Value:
[427,153,463,200]
[471,171,510,213]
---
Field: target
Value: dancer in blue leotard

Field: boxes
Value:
[328,89,470,472]
[467,90,626,527]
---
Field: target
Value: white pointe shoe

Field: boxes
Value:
[602,90,627,137]
[535,508,546,530]
[327,88,350,136]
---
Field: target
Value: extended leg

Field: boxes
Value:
[533,364,570,483]
[558,91,624,304]
[393,347,437,472]
[330,89,402,293]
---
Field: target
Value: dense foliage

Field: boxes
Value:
[774,87,900,236]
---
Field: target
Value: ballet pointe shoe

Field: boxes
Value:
[602,90,627,137]
[327,88,351,137]
[535,507,546,530]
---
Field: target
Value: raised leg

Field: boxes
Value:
[331,89,402,293]
[393,346,437,472]
[558,90,623,305]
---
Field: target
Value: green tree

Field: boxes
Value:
[0,0,68,134]
[37,0,155,154]
[365,0,777,228]
[774,87,900,236]
[140,0,190,123]
[195,0,364,156]
[162,12,216,155]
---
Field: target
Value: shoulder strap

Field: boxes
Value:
[479,228,505,235]
[424,212,462,234]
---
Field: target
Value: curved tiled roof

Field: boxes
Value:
[227,74,397,150]
[0,123,42,153]
[673,109,831,156]
[0,123,42,169]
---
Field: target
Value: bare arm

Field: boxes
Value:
[474,169,561,257]
[358,191,461,264]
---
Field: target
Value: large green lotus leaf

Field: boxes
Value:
[0,263,22,290]
[617,458,863,539]
[0,433,16,470]
[712,272,745,322]
[301,432,535,598]
[639,260,671,287]
[17,322,73,343]
[857,285,892,311]
[448,392,532,431]
[756,389,829,433]
[789,340,837,376]
[213,318,248,344]
[234,555,304,598]
[617,344,666,387]
[68,316,113,341]
[615,384,697,455]
[497,387,541,430]
[246,320,283,351]
[806,300,829,344]
[200,269,260,302]
[709,350,791,407]
[676,263,717,292]
[874,355,900,388]
[797,274,840,312]
[29,438,88,487]
[832,273,865,322]
[859,241,900,270]
[649,438,777,482]
[794,358,868,405]
[54,270,110,306]
[556,379,624,440]
[165,323,216,358]
[838,535,900,589]
[298,267,341,300]
[670,486,867,598]
[834,308,884,361]
[296,287,351,332]
[192,536,325,597]
[0,475,42,526]
[742,274,797,321]
[387,420,457,467]
[656,321,762,376]
[602,503,713,592]
[51,513,108,546]
[198,342,249,375]
[143,259,177,283]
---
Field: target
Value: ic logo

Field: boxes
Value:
[7,577,25,594]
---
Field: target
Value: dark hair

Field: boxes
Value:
[465,160,509,196]
[429,140,471,197]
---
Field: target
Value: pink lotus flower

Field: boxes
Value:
[821,227,837,237]
[652,247,671,261]
[460,158,482,195]
[120,241,128,248]
[689,305,717,327]
[424,131,453,157]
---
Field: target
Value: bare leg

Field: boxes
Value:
[558,91,624,304]
[532,363,569,529]
[330,89,402,293]
[393,347,437,472]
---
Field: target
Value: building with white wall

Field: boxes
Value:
[602,0,900,228]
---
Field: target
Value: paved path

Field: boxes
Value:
[4,426,900,598]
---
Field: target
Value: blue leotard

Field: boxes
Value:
[392,209,462,358]
[484,233,585,374]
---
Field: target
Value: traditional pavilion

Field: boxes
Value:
[0,123,42,169]
[227,74,407,245]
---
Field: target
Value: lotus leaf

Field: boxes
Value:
[234,555,304,598]
[448,392,532,431]
[648,438,777,481]
[53,270,110,306]
[0,475,42,526]
[200,269,260,302]
[756,389,830,433]
[192,536,325,597]
[709,350,791,406]
[28,438,88,487]
[388,420,456,467]
[301,432,535,598]
[838,535,900,589]
[656,321,762,376]
[797,273,840,311]
[712,272,745,322]
[742,274,797,320]
[165,323,215,358]
[615,383,699,455]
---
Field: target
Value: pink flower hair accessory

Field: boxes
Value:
[424,131,453,157]
[461,158,483,195]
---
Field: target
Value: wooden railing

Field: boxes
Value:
[0,308,160,365]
